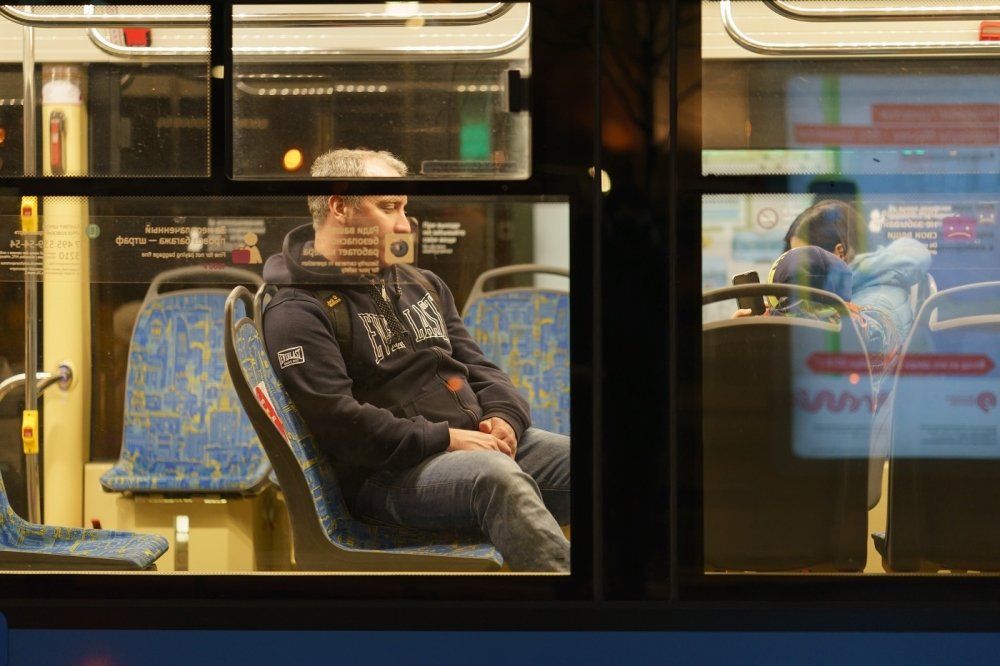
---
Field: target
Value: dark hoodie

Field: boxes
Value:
[261,224,531,501]
[765,245,853,316]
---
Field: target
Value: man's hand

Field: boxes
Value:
[447,428,512,457]
[478,417,518,459]
[732,307,769,319]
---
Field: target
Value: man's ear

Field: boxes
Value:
[834,243,847,260]
[328,195,348,223]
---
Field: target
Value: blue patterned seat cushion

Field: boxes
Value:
[236,321,502,564]
[0,475,167,569]
[463,289,570,435]
[102,291,270,494]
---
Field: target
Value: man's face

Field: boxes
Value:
[344,194,410,239]
[319,158,414,271]
[344,194,412,266]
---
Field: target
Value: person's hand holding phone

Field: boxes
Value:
[732,270,766,316]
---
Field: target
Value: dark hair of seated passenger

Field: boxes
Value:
[783,199,861,260]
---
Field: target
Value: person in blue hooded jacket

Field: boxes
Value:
[261,148,570,572]
[758,245,902,508]
[733,245,902,389]
[783,199,932,342]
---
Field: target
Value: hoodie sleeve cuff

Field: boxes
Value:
[425,420,452,456]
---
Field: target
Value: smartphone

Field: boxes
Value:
[732,270,766,315]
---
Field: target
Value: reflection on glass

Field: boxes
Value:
[232,4,531,179]
[0,5,210,177]
[701,0,1000,575]
[702,189,1000,574]
[0,194,569,573]
[703,1,1000,177]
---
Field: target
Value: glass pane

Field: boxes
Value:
[0,5,210,177]
[232,4,531,178]
[0,192,570,574]
[703,0,1000,177]
[701,1,1000,575]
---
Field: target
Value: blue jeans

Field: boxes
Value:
[351,428,570,572]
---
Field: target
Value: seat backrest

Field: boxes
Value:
[884,281,1000,572]
[702,283,873,571]
[226,286,360,550]
[461,264,570,435]
[101,266,270,495]
[224,285,503,571]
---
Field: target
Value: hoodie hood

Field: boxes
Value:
[851,237,932,292]
[767,245,853,309]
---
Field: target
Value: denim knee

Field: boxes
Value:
[469,452,541,501]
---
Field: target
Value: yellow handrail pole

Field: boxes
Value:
[41,65,90,527]
[19,197,40,523]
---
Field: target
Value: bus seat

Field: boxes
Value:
[877,281,1000,572]
[461,264,570,436]
[224,284,502,572]
[99,266,276,571]
[0,469,167,570]
[702,283,874,572]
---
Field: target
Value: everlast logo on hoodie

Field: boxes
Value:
[403,294,447,342]
[360,293,448,365]
[359,311,402,364]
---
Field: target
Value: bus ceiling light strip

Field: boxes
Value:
[765,0,1000,22]
[721,0,1000,56]
[236,83,391,96]
[236,82,501,96]
[0,3,514,27]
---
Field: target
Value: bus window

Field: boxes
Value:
[0,193,570,574]
[700,0,1000,576]
[0,5,210,177]
[231,4,531,179]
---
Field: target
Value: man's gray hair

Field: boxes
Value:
[307,148,409,229]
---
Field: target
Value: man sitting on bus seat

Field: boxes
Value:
[260,148,571,572]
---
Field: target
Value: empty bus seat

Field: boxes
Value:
[702,283,874,572]
[0,469,167,570]
[99,266,275,571]
[877,281,1000,572]
[223,284,502,571]
[461,264,570,436]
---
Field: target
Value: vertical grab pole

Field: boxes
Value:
[20,11,40,522]
[20,198,40,523]
[22,8,36,176]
